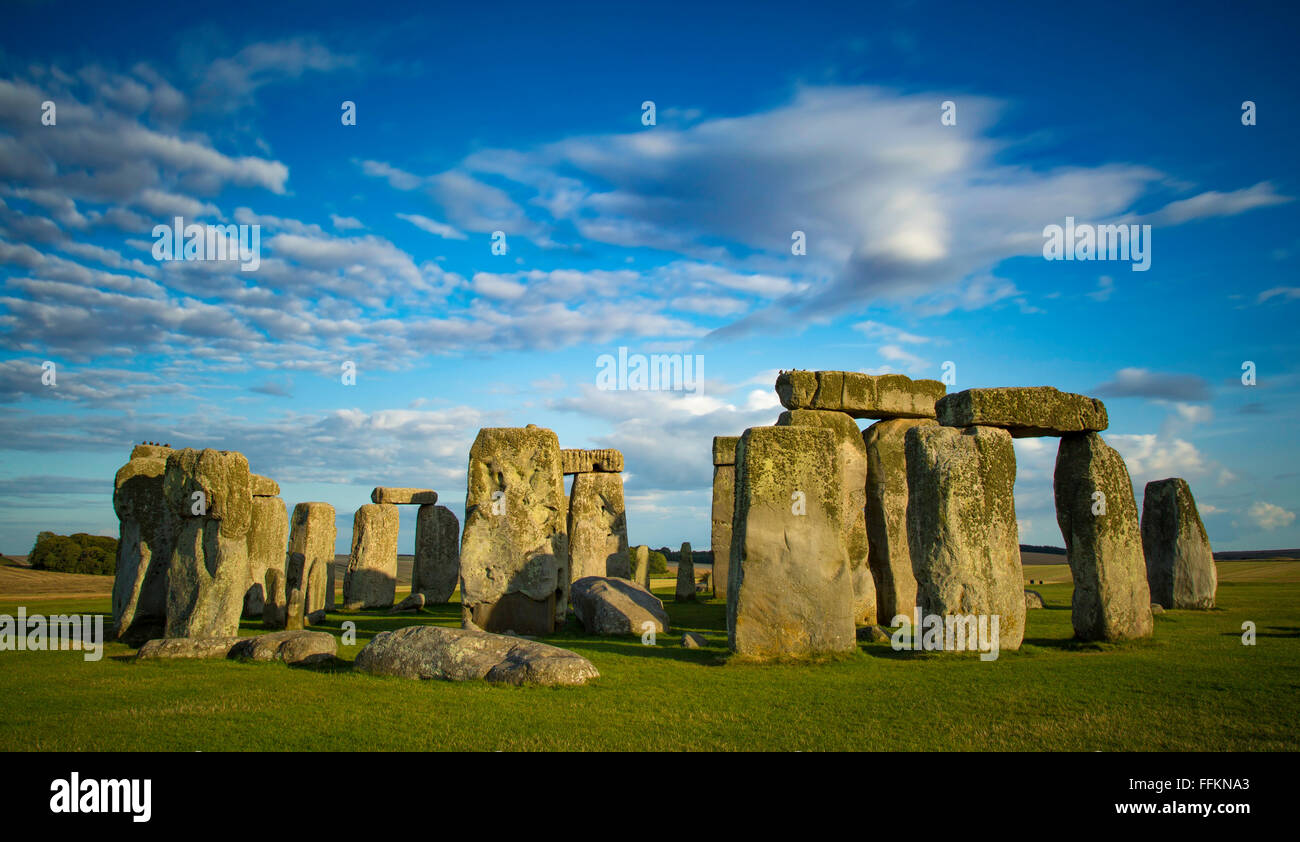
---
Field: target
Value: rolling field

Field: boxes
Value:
[0,561,1296,751]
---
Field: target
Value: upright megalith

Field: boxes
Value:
[905,425,1024,651]
[244,496,288,618]
[631,545,651,590]
[262,566,287,628]
[728,426,856,660]
[288,503,337,617]
[1142,478,1217,610]
[1055,433,1153,640]
[112,446,175,643]
[864,418,935,622]
[711,436,738,601]
[413,504,460,603]
[776,370,945,419]
[937,387,1108,437]
[675,542,696,602]
[343,503,399,609]
[162,448,253,639]
[459,426,568,635]
[567,472,630,581]
[777,409,874,624]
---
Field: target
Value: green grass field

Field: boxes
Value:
[2,564,1297,751]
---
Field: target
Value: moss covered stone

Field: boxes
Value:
[937,387,1108,437]
[343,503,399,609]
[244,496,288,618]
[413,504,460,604]
[712,435,739,466]
[1142,478,1217,609]
[1055,433,1153,641]
[905,424,1024,650]
[567,472,630,581]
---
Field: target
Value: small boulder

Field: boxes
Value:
[354,625,598,686]
[1025,589,1045,610]
[388,592,427,614]
[228,630,337,665]
[135,636,242,660]
[571,576,669,635]
[856,625,891,643]
[1150,603,1166,615]
[681,632,706,648]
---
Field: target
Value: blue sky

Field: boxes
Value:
[1,0,1297,554]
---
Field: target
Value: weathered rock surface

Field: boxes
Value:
[262,567,287,628]
[675,542,696,602]
[1142,478,1217,610]
[711,435,739,599]
[630,545,651,590]
[250,474,280,497]
[1025,589,1045,610]
[460,426,568,634]
[571,575,669,635]
[343,503,399,609]
[244,496,287,618]
[778,409,874,624]
[354,625,599,686]
[412,504,460,603]
[1055,432,1153,641]
[388,592,426,613]
[130,443,173,460]
[228,630,338,665]
[136,636,242,660]
[288,502,336,616]
[371,487,438,505]
[712,436,739,467]
[560,448,624,474]
[728,426,856,659]
[567,472,630,581]
[937,387,1108,437]
[905,425,1025,651]
[776,370,945,420]
[112,452,174,644]
[163,448,252,639]
[864,418,935,622]
[856,625,891,643]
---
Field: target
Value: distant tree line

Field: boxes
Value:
[28,531,117,575]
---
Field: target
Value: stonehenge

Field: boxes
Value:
[675,542,695,602]
[1142,478,1217,609]
[566,463,630,582]
[570,575,669,635]
[112,445,175,644]
[631,544,651,589]
[561,448,624,474]
[412,504,460,603]
[728,425,856,660]
[459,426,568,635]
[711,436,738,600]
[936,387,1108,438]
[288,502,337,619]
[776,370,945,419]
[245,495,288,618]
[864,418,934,622]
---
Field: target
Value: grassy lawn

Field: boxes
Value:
[1,569,1296,751]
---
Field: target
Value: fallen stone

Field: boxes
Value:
[288,502,336,616]
[1055,432,1153,641]
[729,425,856,659]
[560,448,624,474]
[571,576,669,635]
[777,409,874,624]
[460,426,568,634]
[371,487,438,505]
[856,625,891,643]
[906,425,1025,651]
[228,630,338,665]
[681,631,706,648]
[343,503,399,609]
[864,418,935,623]
[776,370,945,420]
[112,453,174,644]
[136,636,242,660]
[1025,589,1045,610]
[162,448,252,639]
[1142,478,1217,610]
[244,496,287,618]
[567,472,630,581]
[1150,603,1166,615]
[412,504,460,603]
[354,625,599,686]
[675,542,695,602]
[388,592,426,613]
[936,387,1108,437]
[250,474,280,497]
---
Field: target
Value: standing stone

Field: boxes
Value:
[343,503,399,609]
[631,545,651,590]
[777,409,874,624]
[288,502,337,616]
[864,418,935,622]
[711,436,738,601]
[263,567,287,628]
[112,451,175,644]
[244,496,288,618]
[412,504,460,603]
[459,426,568,635]
[567,472,630,582]
[286,585,304,631]
[905,425,1024,651]
[163,448,253,639]
[1054,433,1153,641]
[936,387,1108,437]
[1142,478,1217,609]
[728,426,856,659]
[675,542,695,602]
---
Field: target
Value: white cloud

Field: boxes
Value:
[1247,501,1295,531]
